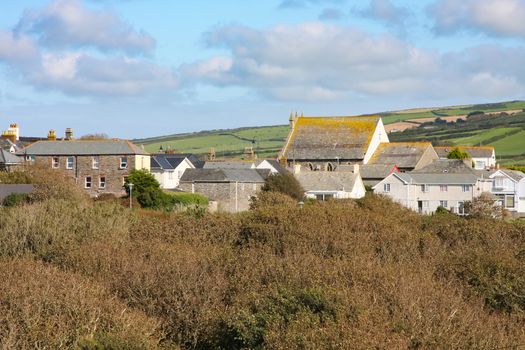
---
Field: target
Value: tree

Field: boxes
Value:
[447,147,470,160]
[464,192,504,219]
[261,173,305,201]
[124,169,168,209]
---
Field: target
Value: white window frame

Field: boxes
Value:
[99,176,106,190]
[495,177,505,188]
[458,201,465,215]
[119,156,128,169]
[439,185,448,192]
[421,184,429,193]
[439,200,448,208]
[25,155,35,162]
[66,156,74,170]
[85,176,92,189]
[383,183,391,192]
[422,200,429,208]
[505,195,515,208]
[252,183,257,191]
[92,156,100,170]
[52,156,59,169]
[462,185,470,192]
[168,171,174,180]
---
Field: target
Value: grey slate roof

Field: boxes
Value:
[16,140,149,156]
[0,149,21,164]
[203,161,255,170]
[405,173,478,185]
[368,142,434,169]
[411,159,475,174]
[151,154,189,170]
[282,116,380,161]
[498,169,525,182]
[295,172,360,192]
[180,168,270,183]
[434,146,494,158]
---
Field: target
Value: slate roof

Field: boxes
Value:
[203,161,255,170]
[411,159,476,174]
[434,146,495,158]
[282,116,381,161]
[368,142,434,169]
[151,154,193,170]
[295,172,360,192]
[16,140,149,156]
[180,168,270,183]
[155,153,203,168]
[493,169,525,182]
[0,149,21,164]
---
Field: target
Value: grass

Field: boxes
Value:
[452,127,521,145]
[490,130,525,155]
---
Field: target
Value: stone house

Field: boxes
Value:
[278,114,389,170]
[17,137,150,196]
[435,146,496,170]
[295,171,366,200]
[367,142,438,172]
[373,159,490,214]
[0,149,22,172]
[179,168,270,212]
[151,154,196,189]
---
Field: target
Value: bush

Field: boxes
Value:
[435,205,449,215]
[2,193,29,207]
[464,192,504,219]
[167,192,209,206]
[447,147,470,160]
[261,173,305,201]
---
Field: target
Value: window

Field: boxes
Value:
[92,156,100,169]
[439,200,448,208]
[439,185,448,192]
[85,176,92,189]
[421,184,429,193]
[99,176,106,190]
[168,172,174,180]
[25,155,35,162]
[252,183,257,191]
[119,157,128,169]
[52,156,59,169]
[475,161,484,169]
[422,200,429,208]
[462,185,471,192]
[495,177,505,188]
[383,183,391,192]
[66,156,74,170]
[505,195,515,208]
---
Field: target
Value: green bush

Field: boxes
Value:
[447,147,470,160]
[2,193,29,207]
[261,173,305,201]
[167,192,209,206]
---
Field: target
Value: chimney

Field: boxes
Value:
[353,163,360,174]
[65,128,73,140]
[47,130,57,141]
[1,123,19,143]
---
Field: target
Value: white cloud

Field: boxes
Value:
[15,0,155,55]
[182,22,525,102]
[0,31,39,63]
[358,0,410,25]
[430,0,525,38]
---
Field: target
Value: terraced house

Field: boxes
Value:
[17,131,150,196]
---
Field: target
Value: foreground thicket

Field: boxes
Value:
[1,193,525,349]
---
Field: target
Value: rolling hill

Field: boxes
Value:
[134,100,525,164]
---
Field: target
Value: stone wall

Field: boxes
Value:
[33,155,137,196]
[179,181,263,212]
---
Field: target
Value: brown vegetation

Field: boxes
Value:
[1,188,525,349]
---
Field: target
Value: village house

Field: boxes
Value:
[487,169,525,215]
[203,159,288,175]
[151,154,196,189]
[179,168,270,212]
[16,129,150,196]
[435,146,496,170]
[295,169,366,200]
[0,123,44,153]
[0,149,22,172]
[373,159,490,214]
[278,114,389,170]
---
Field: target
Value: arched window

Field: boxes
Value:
[326,163,334,171]
[307,162,314,171]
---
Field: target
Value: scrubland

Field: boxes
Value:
[1,176,525,348]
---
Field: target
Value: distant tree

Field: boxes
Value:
[261,173,305,201]
[435,117,447,125]
[80,133,109,140]
[447,147,470,160]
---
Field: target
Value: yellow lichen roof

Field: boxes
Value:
[434,146,495,158]
[368,142,432,167]
[282,116,381,160]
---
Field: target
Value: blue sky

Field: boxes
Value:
[0,0,524,138]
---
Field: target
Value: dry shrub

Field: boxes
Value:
[0,199,130,260]
[0,258,162,349]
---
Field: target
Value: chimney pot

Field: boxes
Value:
[65,128,73,140]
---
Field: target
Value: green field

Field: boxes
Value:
[134,100,525,162]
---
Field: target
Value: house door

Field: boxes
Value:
[417,200,423,213]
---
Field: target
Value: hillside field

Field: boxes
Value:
[134,100,525,164]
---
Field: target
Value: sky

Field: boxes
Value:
[0,0,524,138]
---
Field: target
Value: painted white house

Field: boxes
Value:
[435,146,496,170]
[151,154,195,189]
[255,159,288,174]
[295,171,366,200]
[488,169,525,214]
[373,159,490,214]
